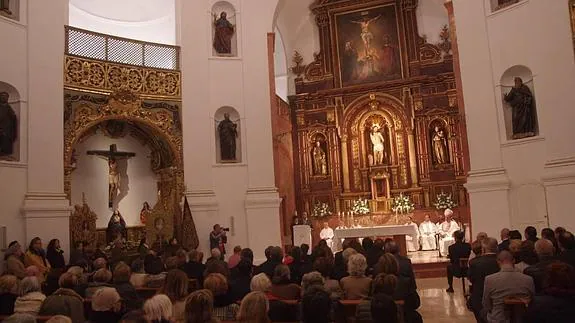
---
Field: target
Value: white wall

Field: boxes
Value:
[68,1,176,45]
[180,0,282,263]
[416,0,449,44]
[71,133,158,228]
[455,0,575,237]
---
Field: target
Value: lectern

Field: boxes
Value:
[293,225,312,254]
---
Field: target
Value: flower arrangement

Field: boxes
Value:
[351,197,370,215]
[311,201,331,218]
[391,193,415,214]
[433,192,457,210]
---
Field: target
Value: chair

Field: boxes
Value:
[504,295,530,323]
[459,257,470,296]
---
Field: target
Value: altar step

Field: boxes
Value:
[413,260,449,279]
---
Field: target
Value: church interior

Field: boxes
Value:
[1,0,575,322]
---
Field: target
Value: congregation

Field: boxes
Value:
[0,225,573,323]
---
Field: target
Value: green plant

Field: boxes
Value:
[391,193,414,214]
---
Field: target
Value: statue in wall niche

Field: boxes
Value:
[0,92,17,158]
[312,140,328,176]
[140,202,151,225]
[432,126,449,165]
[218,113,238,162]
[370,123,386,165]
[0,0,11,15]
[504,77,537,139]
[213,11,235,55]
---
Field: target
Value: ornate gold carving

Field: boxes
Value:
[297,115,306,126]
[438,25,452,55]
[65,56,181,98]
[304,52,325,81]
[419,43,442,64]
[70,195,98,249]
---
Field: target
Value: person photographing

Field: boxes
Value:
[210,224,229,259]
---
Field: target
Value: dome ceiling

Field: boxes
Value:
[69,0,174,23]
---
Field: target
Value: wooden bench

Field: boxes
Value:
[504,296,530,323]
[339,299,405,323]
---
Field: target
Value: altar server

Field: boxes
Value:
[438,209,460,257]
[405,216,420,252]
[334,220,347,251]
[419,214,437,250]
[320,222,335,251]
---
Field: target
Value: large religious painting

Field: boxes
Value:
[335,3,403,87]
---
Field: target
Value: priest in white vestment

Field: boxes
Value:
[320,222,335,251]
[405,216,420,252]
[334,219,347,251]
[419,214,437,250]
[438,209,460,256]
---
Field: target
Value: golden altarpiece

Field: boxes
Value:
[286,0,470,227]
[63,26,197,251]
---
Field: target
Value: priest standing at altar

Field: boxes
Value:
[419,214,437,250]
[438,209,460,257]
[405,216,420,252]
[320,222,335,251]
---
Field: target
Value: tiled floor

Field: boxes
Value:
[417,277,476,323]
[408,250,447,264]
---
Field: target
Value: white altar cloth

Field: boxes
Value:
[334,225,417,240]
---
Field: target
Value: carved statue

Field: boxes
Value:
[213,12,235,55]
[0,0,11,15]
[504,77,537,139]
[0,92,17,157]
[370,124,385,165]
[87,144,136,208]
[140,202,151,225]
[312,141,328,176]
[432,126,449,165]
[218,113,238,161]
[106,210,127,244]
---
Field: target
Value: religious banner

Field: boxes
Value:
[181,196,199,250]
[334,3,403,87]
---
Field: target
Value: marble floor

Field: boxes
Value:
[417,277,476,323]
[407,250,447,264]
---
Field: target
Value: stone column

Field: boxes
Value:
[22,0,71,257]
[449,0,511,238]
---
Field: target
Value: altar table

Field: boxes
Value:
[334,225,418,255]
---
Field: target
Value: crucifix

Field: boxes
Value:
[87,144,136,208]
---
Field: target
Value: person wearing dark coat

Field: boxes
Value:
[46,239,66,270]
[524,262,575,323]
[112,263,141,311]
[229,259,252,302]
[38,273,85,323]
[524,239,557,294]
[467,238,500,323]
[0,275,19,315]
[446,231,472,293]
[557,231,575,268]
[255,246,282,279]
[385,240,418,291]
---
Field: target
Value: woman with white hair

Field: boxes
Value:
[14,276,46,315]
[4,241,27,279]
[340,253,372,300]
[89,287,123,323]
[250,273,297,322]
[144,294,173,323]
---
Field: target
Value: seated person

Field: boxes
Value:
[446,230,471,293]
[405,216,420,252]
[438,209,460,257]
[419,214,437,251]
[340,254,372,300]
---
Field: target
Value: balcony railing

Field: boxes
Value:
[65,26,180,70]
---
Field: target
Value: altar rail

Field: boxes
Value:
[65,26,180,70]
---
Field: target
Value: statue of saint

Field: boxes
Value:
[432,126,449,164]
[504,77,537,139]
[140,202,151,225]
[312,141,328,176]
[0,92,17,158]
[213,12,235,55]
[106,210,127,244]
[0,0,11,15]
[370,124,385,165]
[218,113,238,161]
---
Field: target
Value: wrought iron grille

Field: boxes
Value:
[65,26,180,70]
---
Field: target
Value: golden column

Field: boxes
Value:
[341,134,351,192]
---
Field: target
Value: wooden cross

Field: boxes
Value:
[87,144,136,208]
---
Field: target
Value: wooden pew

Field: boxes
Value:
[339,299,405,323]
[0,316,54,323]
[504,295,530,323]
